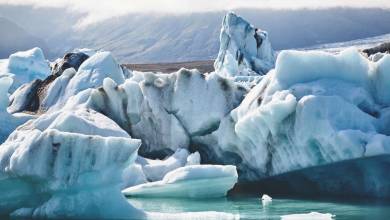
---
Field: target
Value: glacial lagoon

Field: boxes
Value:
[128,196,390,220]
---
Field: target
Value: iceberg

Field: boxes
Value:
[193,49,390,197]
[261,194,272,201]
[8,50,125,113]
[123,165,238,198]
[66,69,246,157]
[0,108,145,219]
[214,12,276,77]
[261,194,272,206]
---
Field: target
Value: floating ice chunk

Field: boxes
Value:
[261,194,272,206]
[6,47,50,91]
[281,212,335,220]
[261,194,272,201]
[123,165,238,198]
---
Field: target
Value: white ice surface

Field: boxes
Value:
[0,108,144,219]
[210,49,390,179]
[123,165,238,198]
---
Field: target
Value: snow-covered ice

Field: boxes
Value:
[123,165,238,198]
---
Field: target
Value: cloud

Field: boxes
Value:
[1,0,389,27]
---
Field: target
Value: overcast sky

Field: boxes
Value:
[1,0,389,26]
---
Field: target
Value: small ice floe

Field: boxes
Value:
[261,194,272,206]
[261,194,272,201]
[281,212,335,220]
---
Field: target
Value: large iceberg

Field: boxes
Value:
[123,165,238,198]
[56,69,246,157]
[214,12,276,77]
[197,49,390,197]
[0,108,145,219]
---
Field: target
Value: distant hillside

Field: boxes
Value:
[0,17,51,59]
[1,6,390,63]
[125,60,214,74]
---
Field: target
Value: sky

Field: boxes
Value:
[1,0,389,26]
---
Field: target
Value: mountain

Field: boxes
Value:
[0,6,390,63]
[0,17,51,58]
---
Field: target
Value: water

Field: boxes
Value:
[128,196,390,219]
